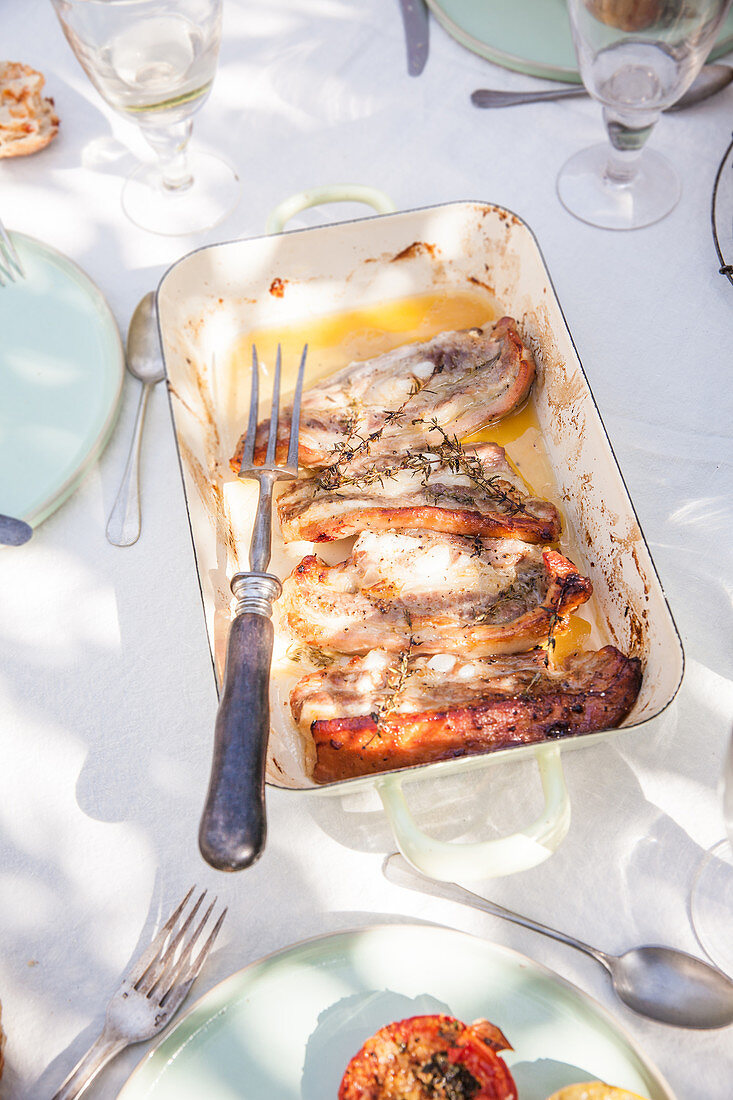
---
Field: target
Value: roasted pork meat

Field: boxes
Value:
[230,317,534,471]
[290,646,642,782]
[277,441,561,544]
[281,530,591,656]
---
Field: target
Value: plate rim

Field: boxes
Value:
[118,920,678,1100]
[2,231,125,526]
[426,0,733,82]
[426,0,581,81]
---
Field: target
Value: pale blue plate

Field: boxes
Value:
[119,925,674,1099]
[0,233,124,527]
[428,0,733,81]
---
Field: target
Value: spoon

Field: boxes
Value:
[384,853,733,1029]
[471,62,733,112]
[106,292,165,547]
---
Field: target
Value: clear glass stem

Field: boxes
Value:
[141,119,194,191]
[602,106,659,186]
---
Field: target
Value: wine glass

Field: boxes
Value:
[51,0,240,236]
[558,0,732,230]
[691,730,733,975]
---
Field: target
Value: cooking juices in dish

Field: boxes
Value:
[226,292,641,782]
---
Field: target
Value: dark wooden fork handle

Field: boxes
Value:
[199,575,281,872]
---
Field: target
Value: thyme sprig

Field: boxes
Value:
[472,572,541,626]
[544,577,571,667]
[316,370,437,490]
[318,450,438,493]
[285,642,336,669]
[314,390,528,521]
[364,637,416,743]
[423,420,526,515]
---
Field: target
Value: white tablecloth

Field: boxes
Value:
[2,2,732,1097]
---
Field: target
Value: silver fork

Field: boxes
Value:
[52,887,227,1100]
[0,217,24,284]
[199,343,307,873]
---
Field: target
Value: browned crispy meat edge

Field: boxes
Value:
[487,316,535,421]
[302,647,642,783]
[281,503,561,545]
[282,547,591,656]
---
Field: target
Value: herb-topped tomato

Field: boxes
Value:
[338,1013,517,1100]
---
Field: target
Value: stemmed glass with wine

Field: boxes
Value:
[559,0,732,229]
[51,0,240,235]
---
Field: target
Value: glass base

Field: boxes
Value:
[557,143,681,230]
[121,151,240,236]
[691,839,733,976]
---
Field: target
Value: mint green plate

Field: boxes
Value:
[119,925,674,1099]
[428,0,733,81]
[0,234,124,527]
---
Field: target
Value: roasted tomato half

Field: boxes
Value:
[338,1013,517,1100]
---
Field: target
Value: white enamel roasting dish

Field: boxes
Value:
[156,197,683,881]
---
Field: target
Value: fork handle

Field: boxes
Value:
[52,1030,128,1100]
[199,574,281,872]
[471,86,587,108]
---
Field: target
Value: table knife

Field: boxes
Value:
[398,0,429,77]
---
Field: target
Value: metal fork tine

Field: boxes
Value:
[265,344,282,464]
[158,899,226,1004]
[239,346,260,473]
[136,890,207,995]
[182,905,227,983]
[50,889,226,1100]
[287,344,308,469]
[152,895,214,997]
[125,886,196,986]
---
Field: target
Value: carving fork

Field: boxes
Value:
[199,344,307,871]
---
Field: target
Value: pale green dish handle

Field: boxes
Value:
[377,745,571,881]
[266,185,396,234]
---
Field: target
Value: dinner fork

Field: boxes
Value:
[0,217,24,284]
[51,887,227,1100]
[199,344,307,873]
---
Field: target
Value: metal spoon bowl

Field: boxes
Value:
[384,853,733,1030]
[472,62,733,112]
[105,292,165,547]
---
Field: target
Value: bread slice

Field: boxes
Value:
[0,61,59,158]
